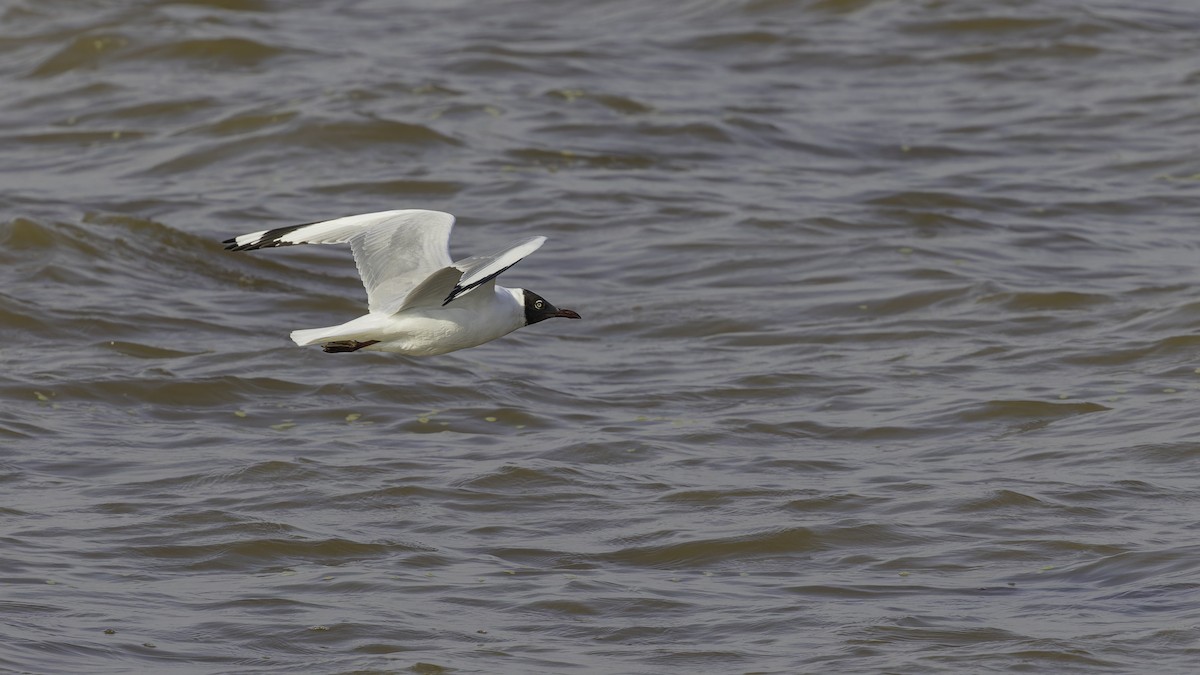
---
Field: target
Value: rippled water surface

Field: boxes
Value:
[4,1,1200,672]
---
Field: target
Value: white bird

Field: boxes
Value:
[224,209,580,356]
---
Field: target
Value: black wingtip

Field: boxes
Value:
[223,238,298,252]
[222,236,262,252]
[222,220,316,253]
[440,261,520,307]
[442,286,464,306]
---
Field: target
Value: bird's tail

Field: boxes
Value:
[291,327,341,346]
[290,314,391,347]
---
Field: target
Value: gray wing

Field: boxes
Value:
[443,236,546,305]
[224,209,455,313]
[395,236,547,310]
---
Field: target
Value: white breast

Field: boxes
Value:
[368,285,525,355]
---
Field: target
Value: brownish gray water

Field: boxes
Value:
[4,1,1200,673]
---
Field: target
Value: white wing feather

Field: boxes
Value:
[225,210,547,314]
[226,209,454,313]
[443,236,546,306]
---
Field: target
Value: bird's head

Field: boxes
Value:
[522,289,581,325]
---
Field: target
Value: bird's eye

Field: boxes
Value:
[534,300,544,310]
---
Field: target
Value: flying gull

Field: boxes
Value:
[224,209,580,355]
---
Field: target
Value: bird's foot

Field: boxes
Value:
[321,340,380,353]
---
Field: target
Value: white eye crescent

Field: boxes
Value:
[534,300,544,309]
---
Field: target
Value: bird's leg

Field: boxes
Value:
[321,340,380,353]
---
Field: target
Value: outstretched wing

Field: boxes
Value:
[443,236,545,306]
[224,209,455,313]
[388,236,547,311]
